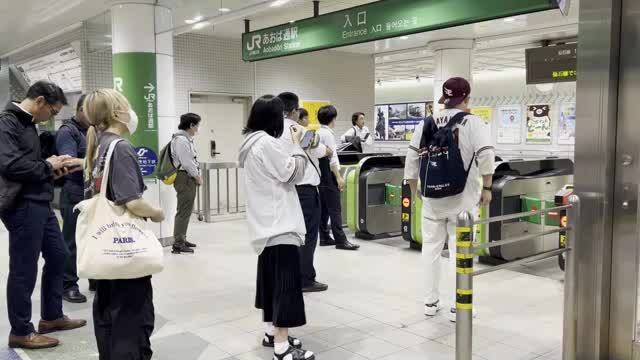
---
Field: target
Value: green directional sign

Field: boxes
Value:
[242,0,559,62]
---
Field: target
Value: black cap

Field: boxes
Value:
[438,77,471,107]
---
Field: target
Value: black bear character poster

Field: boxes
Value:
[375,105,388,140]
[526,104,552,144]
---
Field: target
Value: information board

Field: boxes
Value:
[242,0,559,61]
[16,46,82,93]
[526,43,577,84]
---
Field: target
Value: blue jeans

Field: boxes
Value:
[1,201,68,336]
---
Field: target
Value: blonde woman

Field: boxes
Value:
[83,89,165,360]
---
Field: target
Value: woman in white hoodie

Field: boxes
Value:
[238,95,315,360]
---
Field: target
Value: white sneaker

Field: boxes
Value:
[448,307,478,322]
[424,301,441,317]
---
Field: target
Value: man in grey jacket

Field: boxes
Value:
[171,113,202,254]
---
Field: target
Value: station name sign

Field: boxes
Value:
[526,43,577,84]
[242,0,560,62]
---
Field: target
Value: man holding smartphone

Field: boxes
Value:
[278,92,333,293]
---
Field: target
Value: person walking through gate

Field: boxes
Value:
[404,77,495,322]
[0,81,87,349]
[171,112,202,254]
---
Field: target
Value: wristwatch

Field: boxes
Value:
[483,186,492,191]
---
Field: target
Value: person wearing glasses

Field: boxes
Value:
[0,81,87,350]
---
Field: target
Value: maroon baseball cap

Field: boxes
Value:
[438,77,471,107]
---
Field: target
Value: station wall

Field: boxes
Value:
[374,69,576,160]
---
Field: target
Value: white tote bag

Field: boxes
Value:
[75,139,164,280]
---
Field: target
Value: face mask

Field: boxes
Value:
[118,109,139,135]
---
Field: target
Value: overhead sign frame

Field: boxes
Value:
[242,0,560,62]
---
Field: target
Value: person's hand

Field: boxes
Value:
[290,125,304,144]
[46,155,71,171]
[53,167,69,180]
[63,158,84,169]
[480,189,492,206]
[325,146,334,158]
[195,176,203,186]
[337,176,345,192]
[149,209,165,223]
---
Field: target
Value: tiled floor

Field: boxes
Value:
[0,219,565,360]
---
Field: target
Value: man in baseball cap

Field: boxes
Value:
[438,77,471,108]
[404,76,495,322]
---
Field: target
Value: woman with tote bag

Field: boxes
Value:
[81,89,165,360]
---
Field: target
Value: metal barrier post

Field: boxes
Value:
[456,211,474,360]
[562,195,580,360]
[202,168,211,222]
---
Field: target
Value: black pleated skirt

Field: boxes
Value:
[255,245,307,328]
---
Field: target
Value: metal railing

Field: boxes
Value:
[195,162,245,222]
[455,195,579,360]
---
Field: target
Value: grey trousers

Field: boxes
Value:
[173,172,197,246]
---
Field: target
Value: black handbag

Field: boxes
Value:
[0,175,21,212]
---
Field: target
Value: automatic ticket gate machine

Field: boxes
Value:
[339,153,391,227]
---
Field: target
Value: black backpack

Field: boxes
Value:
[418,112,474,199]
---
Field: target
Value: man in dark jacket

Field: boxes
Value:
[55,94,89,303]
[0,81,86,350]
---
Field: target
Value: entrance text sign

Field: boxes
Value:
[242,0,559,61]
[113,52,159,177]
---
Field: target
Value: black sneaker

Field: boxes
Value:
[262,333,302,349]
[185,240,197,248]
[172,243,194,254]
[273,346,315,360]
[302,281,328,293]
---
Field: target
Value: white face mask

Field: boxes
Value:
[117,109,139,135]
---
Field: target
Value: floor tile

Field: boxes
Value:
[341,337,403,359]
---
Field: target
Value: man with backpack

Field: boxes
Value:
[55,94,90,303]
[404,77,495,322]
[0,81,86,349]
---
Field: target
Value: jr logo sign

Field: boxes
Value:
[247,34,262,51]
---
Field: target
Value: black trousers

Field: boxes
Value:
[319,181,348,244]
[296,185,320,286]
[93,277,154,360]
[0,200,68,336]
[61,190,82,291]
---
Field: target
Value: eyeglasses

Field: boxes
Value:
[48,104,60,118]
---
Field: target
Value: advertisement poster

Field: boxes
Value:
[375,105,389,140]
[526,104,553,144]
[558,102,576,145]
[301,100,330,130]
[497,106,522,144]
[471,107,493,124]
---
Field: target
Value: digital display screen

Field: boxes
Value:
[526,43,577,85]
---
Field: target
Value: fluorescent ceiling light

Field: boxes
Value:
[192,21,210,30]
[271,0,290,7]
[185,15,203,24]
[219,7,231,12]
[504,17,516,22]
[400,36,409,40]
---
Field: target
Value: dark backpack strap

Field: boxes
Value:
[419,116,435,149]
[444,111,470,129]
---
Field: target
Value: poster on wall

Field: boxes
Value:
[471,107,493,124]
[375,105,389,140]
[558,102,576,145]
[497,106,522,144]
[301,100,330,130]
[526,104,553,144]
[426,101,434,117]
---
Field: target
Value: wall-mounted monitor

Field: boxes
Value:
[16,46,82,93]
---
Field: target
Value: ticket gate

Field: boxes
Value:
[346,155,405,239]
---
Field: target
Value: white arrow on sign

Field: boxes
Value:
[144,83,155,92]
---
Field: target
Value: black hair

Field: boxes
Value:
[243,95,285,138]
[318,105,338,126]
[277,92,299,114]
[351,112,365,126]
[26,80,68,105]
[179,113,202,130]
[76,94,87,112]
[298,108,309,121]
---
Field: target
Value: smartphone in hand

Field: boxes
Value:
[300,130,316,149]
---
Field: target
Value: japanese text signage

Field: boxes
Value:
[242,0,559,61]
[113,52,159,177]
[526,43,577,84]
